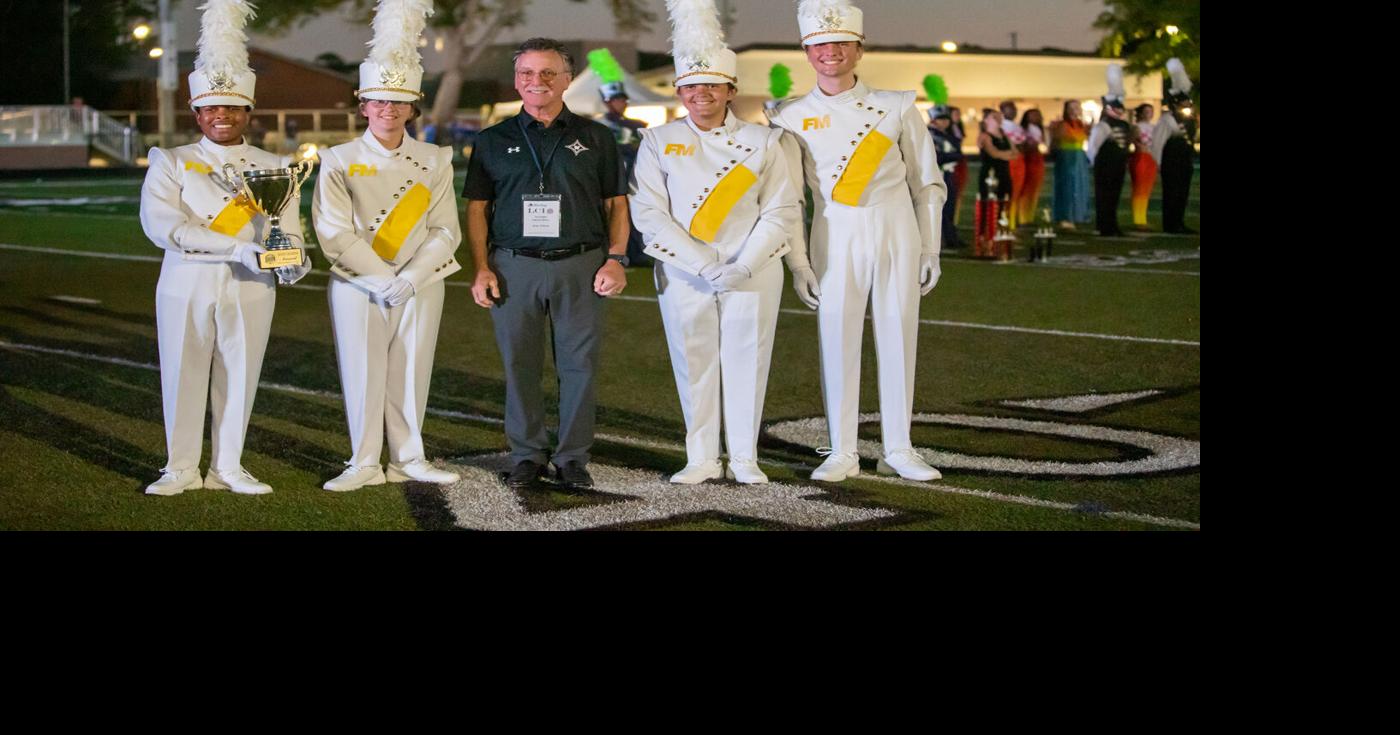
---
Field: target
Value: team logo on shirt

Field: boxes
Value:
[349,164,378,177]
[507,146,521,153]
[802,115,831,131]
[566,139,589,156]
[663,144,695,156]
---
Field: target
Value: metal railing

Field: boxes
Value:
[0,105,137,163]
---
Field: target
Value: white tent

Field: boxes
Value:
[560,66,672,116]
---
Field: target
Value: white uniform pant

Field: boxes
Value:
[328,277,445,466]
[155,261,275,473]
[656,261,783,463]
[810,199,922,455]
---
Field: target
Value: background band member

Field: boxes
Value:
[464,38,630,491]
[769,0,946,483]
[139,0,310,496]
[928,95,963,250]
[1087,64,1132,237]
[1150,58,1197,234]
[630,0,799,485]
[313,0,462,492]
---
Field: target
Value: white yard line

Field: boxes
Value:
[3,242,1200,347]
[0,338,1199,531]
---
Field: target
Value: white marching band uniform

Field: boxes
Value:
[769,75,946,476]
[141,138,306,485]
[313,131,461,472]
[630,111,799,476]
[140,0,311,495]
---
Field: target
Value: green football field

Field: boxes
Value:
[0,164,1199,531]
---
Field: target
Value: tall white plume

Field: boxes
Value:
[1106,63,1125,98]
[667,0,726,63]
[367,0,434,72]
[797,0,854,19]
[1166,57,1192,94]
[195,0,256,78]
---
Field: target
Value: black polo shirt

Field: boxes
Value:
[462,105,626,251]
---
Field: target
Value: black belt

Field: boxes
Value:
[505,243,604,261]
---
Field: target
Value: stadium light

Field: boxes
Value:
[133,23,151,40]
[941,41,958,53]
[1165,25,1179,35]
[148,47,164,59]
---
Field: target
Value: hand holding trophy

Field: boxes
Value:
[215,159,315,277]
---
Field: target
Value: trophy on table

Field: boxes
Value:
[215,160,314,272]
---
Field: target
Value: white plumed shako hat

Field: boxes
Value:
[188,0,257,109]
[797,0,865,47]
[356,0,433,101]
[668,0,738,87]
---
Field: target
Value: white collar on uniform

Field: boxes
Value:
[811,78,871,106]
[197,135,250,164]
[361,129,409,158]
[684,109,740,137]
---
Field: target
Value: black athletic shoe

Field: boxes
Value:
[554,461,594,489]
[507,460,545,488]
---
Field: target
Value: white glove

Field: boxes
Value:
[232,242,267,275]
[378,277,416,307]
[707,263,751,293]
[919,254,941,296]
[790,265,821,309]
[276,255,312,286]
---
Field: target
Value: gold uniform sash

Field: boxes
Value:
[831,130,893,206]
[689,164,758,242]
[372,183,431,261]
[210,195,261,236]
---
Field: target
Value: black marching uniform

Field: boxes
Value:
[931,126,963,248]
[1091,115,1132,236]
[1157,109,1196,233]
[980,133,1013,200]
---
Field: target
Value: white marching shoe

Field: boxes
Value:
[387,459,460,484]
[877,449,942,481]
[323,464,386,492]
[204,467,273,495]
[810,452,861,482]
[670,459,723,484]
[145,468,203,496]
[725,459,769,484]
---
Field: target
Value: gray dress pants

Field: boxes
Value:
[489,247,608,466]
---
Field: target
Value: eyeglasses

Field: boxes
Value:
[516,69,564,82]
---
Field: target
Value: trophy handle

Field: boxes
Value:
[289,159,315,190]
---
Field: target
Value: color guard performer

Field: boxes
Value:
[768,0,947,482]
[629,0,800,484]
[140,0,310,496]
[313,0,462,491]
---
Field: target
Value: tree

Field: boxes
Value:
[253,0,656,127]
[1094,0,1199,102]
[1,0,155,106]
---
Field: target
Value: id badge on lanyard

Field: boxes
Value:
[523,194,562,238]
[518,116,565,239]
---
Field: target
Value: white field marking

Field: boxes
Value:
[766,413,1200,477]
[0,210,137,220]
[0,242,161,262]
[1000,390,1165,413]
[0,339,1200,530]
[442,453,896,531]
[49,295,102,305]
[1,243,1199,346]
[0,179,145,189]
[956,258,1200,277]
[0,196,138,206]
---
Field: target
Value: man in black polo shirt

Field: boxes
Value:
[463,37,631,490]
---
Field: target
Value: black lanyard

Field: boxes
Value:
[517,115,565,194]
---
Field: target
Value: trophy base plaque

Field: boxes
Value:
[259,248,305,269]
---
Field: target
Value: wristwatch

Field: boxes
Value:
[607,253,630,266]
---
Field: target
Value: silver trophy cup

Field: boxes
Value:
[216,159,314,271]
